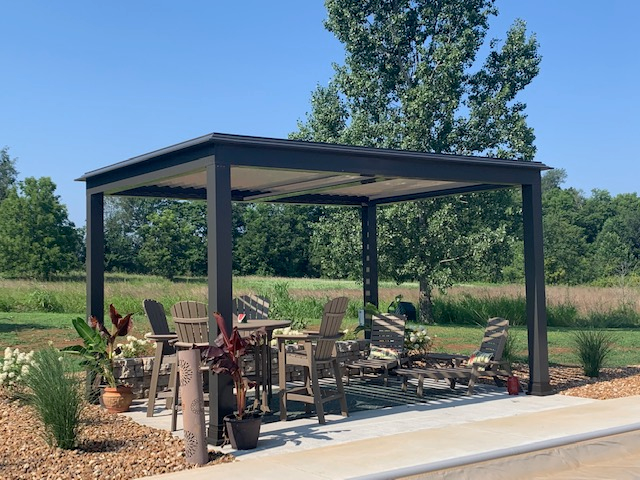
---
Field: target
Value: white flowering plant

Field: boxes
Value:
[404,326,432,355]
[1,347,36,390]
[114,335,154,358]
[270,326,305,346]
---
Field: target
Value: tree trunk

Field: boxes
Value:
[418,278,433,323]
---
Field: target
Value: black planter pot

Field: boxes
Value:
[224,412,262,450]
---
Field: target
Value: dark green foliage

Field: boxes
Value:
[0,177,81,279]
[0,146,18,203]
[234,204,321,278]
[432,294,527,325]
[138,203,207,279]
[268,282,325,330]
[586,307,640,328]
[22,346,84,449]
[295,1,541,320]
[572,329,614,377]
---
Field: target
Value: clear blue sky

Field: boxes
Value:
[2,1,639,227]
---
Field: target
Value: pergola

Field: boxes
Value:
[79,132,552,444]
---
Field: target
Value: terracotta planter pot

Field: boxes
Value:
[224,412,262,450]
[101,385,134,413]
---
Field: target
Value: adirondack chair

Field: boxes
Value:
[169,314,210,432]
[142,299,178,417]
[168,301,209,432]
[345,313,409,386]
[395,317,512,397]
[276,297,349,424]
[232,294,270,321]
[170,300,208,319]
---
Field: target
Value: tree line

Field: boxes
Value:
[0,144,637,289]
[1,1,637,322]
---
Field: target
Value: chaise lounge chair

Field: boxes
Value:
[395,317,512,396]
[345,313,409,386]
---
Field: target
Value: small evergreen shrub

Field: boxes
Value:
[22,346,84,449]
[573,329,614,378]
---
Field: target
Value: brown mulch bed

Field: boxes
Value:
[2,364,640,479]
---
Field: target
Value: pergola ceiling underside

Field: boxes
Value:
[114,165,499,205]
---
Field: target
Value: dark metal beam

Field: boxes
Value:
[361,204,378,340]
[522,180,552,395]
[372,184,514,205]
[217,143,542,186]
[205,158,236,445]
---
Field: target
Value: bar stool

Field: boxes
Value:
[142,299,178,417]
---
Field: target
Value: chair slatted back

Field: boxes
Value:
[143,299,174,356]
[232,295,270,320]
[315,297,349,361]
[170,301,207,319]
[479,317,509,361]
[371,314,406,354]
[173,317,209,344]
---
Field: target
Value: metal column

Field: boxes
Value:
[206,159,236,445]
[522,180,552,395]
[86,192,104,323]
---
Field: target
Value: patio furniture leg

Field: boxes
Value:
[171,369,180,432]
[278,342,288,422]
[311,374,325,424]
[147,342,163,416]
[332,359,348,417]
[401,374,408,392]
[165,361,176,409]
[417,373,424,397]
[304,368,312,414]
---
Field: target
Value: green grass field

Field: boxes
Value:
[2,311,639,368]
[1,274,639,368]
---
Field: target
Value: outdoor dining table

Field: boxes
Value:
[235,318,291,409]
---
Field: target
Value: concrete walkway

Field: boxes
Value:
[124,387,640,479]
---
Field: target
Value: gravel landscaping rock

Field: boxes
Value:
[2,364,640,479]
[0,394,233,480]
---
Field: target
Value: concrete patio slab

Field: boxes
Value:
[120,381,640,479]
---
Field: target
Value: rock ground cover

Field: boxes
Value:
[2,364,640,479]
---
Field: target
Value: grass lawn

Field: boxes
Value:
[3,311,639,369]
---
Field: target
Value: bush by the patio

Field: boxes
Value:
[22,346,84,449]
[573,329,614,378]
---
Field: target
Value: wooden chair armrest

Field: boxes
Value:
[173,341,210,349]
[275,333,314,340]
[145,333,178,342]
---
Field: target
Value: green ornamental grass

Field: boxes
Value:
[573,329,614,378]
[22,346,84,449]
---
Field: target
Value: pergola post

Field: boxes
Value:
[361,204,379,339]
[522,179,552,395]
[85,191,104,402]
[86,192,104,323]
[206,159,235,445]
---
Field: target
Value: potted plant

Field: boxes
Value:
[202,312,266,449]
[62,304,135,413]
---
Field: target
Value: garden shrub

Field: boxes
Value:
[572,329,614,378]
[22,346,84,449]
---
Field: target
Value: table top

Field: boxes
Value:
[234,318,291,332]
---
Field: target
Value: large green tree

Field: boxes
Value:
[0,147,18,203]
[294,0,540,321]
[0,177,81,279]
[235,204,322,277]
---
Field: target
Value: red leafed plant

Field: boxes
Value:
[62,304,134,388]
[202,312,266,419]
